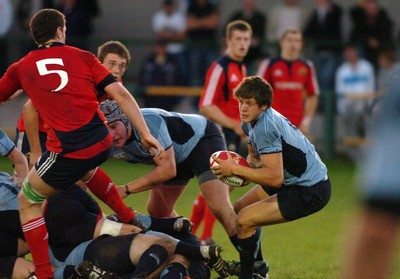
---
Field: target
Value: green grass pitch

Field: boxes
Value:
[1,157,399,278]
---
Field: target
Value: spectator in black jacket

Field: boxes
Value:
[304,0,342,111]
[349,0,393,69]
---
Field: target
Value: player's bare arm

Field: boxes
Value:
[105,82,165,159]
[7,148,29,186]
[300,94,318,134]
[119,147,176,198]
[22,100,42,167]
[213,151,283,187]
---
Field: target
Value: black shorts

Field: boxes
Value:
[35,148,110,189]
[365,198,400,218]
[15,130,47,155]
[0,256,17,278]
[262,178,331,220]
[165,121,226,185]
[222,127,242,154]
[84,234,138,275]
[0,211,23,257]
[0,231,18,257]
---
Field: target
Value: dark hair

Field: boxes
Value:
[234,76,273,108]
[97,41,131,65]
[280,28,303,42]
[30,9,65,45]
[226,20,253,39]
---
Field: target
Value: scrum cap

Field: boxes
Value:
[99,100,129,127]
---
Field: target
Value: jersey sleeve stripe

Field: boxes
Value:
[306,60,320,96]
[257,59,270,78]
[202,64,223,106]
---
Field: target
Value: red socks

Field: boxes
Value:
[200,203,216,241]
[190,193,206,234]
[84,167,134,223]
[190,193,216,241]
[22,217,54,278]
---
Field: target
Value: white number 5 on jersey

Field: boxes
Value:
[36,58,68,92]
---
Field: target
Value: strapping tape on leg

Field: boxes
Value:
[22,180,47,204]
[100,218,123,236]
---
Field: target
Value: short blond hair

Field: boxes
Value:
[225,20,253,39]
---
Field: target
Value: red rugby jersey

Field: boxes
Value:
[199,55,247,122]
[257,57,319,127]
[0,43,115,158]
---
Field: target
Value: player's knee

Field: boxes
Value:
[19,180,47,205]
[236,212,254,233]
[169,254,190,269]
[233,200,242,214]
[156,238,175,256]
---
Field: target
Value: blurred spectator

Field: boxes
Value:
[152,0,187,84]
[57,0,100,50]
[303,0,342,112]
[377,47,400,97]
[16,0,55,56]
[228,0,267,74]
[186,0,219,87]
[185,0,219,112]
[268,0,307,42]
[140,39,184,111]
[349,0,394,69]
[372,47,400,113]
[335,43,375,160]
[0,0,13,76]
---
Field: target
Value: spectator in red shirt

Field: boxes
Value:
[199,20,252,153]
[257,28,319,137]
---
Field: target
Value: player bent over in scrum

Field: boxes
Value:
[100,101,267,277]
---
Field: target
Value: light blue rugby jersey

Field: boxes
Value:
[0,129,15,157]
[111,108,207,164]
[242,108,327,187]
[0,172,19,211]
[361,80,400,199]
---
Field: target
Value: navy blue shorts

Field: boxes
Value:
[365,198,400,218]
[84,234,138,275]
[35,148,111,189]
[165,121,226,185]
[0,211,24,257]
[0,256,17,278]
[222,127,242,154]
[15,130,47,155]
[262,178,331,220]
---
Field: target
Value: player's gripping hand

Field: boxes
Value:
[211,152,237,179]
[141,134,164,159]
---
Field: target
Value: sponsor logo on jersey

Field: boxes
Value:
[275,82,303,90]
[273,69,283,77]
[230,73,239,82]
[298,67,308,75]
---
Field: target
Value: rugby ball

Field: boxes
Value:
[210,151,250,187]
